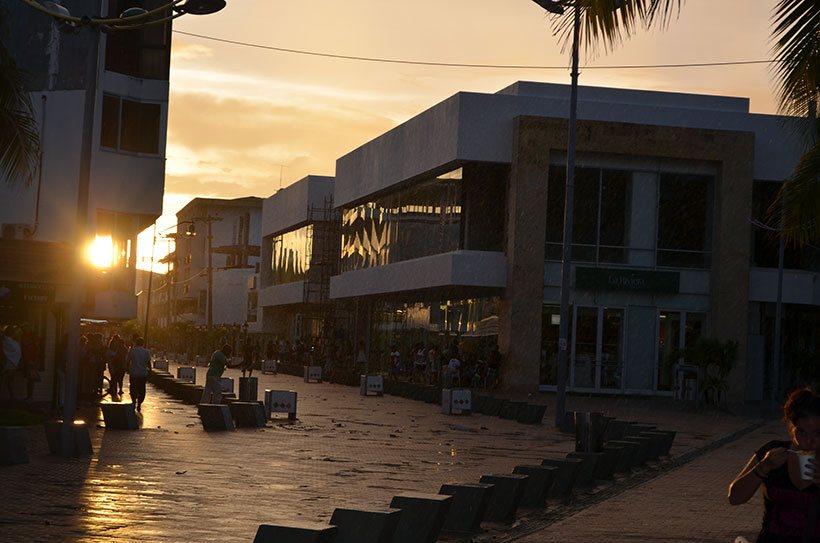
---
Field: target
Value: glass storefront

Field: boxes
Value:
[369,296,500,373]
[340,168,462,272]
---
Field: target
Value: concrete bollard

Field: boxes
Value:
[516,404,547,425]
[360,375,384,396]
[0,426,28,465]
[606,440,643,468]
[439,482,494,533]
[478,473,529,523]
[265,389,297,421]
[43,420,93,456]
[304,366,322,383]
[388,493,452,543]
[476,397,505,417]
[441,389,471,415]
[239,377,258,401]
[262,359,278,374]
[329,507,402,543]
[565,452,603,485]
[197,404,235,431]
[603,444,632,473]
[100,402,140,430]
[229,402,266,428]
[253,522,337,543]
[176,366,196,384]
[574,411,606,453]
[153,358,169,372]
[604,419,630,441]
[220,377,234,394]
[512,464,557,507]
[498,401,526,420]
[540,458,582,498]
[619,436,653,464]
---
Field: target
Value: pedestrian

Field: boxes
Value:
[125,337,151,411]
[106,334,127,398]
[355,340,367,373]
[728,386,820,541]
[241,339,255,378]
[487,345,502,388]
[200,344,238,404]
[1,326,21,399]
[126,337,151,412]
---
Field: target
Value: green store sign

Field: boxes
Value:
[575,267,680,294]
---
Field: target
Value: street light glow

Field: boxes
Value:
[86,235,115,269]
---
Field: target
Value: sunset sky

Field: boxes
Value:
[139,0,782,268]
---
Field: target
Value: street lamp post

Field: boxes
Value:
[23,0,226,457]
[530,0,619,428]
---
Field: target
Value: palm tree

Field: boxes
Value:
[768,0,820,245]
[0,5,40,186]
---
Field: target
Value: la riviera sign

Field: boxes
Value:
[575,267,680,294]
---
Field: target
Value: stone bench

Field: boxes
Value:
[476,397,506,417]
[254,522,336,543]
[220,377,234,394]
[388,493,452,543]
[604,419,630,441]
[0,426,28,465]
[197,404,235,431]
[620,436,654,463]
[262,359,278,374]
[603,444,633,473]
[229,401,266,428]
[512,464,557,507]
[516,404,547,425]
[438,482,494,533]
[153,358,169,372]
[100,402,140,430]
[43,420,93,456]
[330,507,401,543]
[478,473,528,523]
[498,401,526,421]
[265,389,297,421]
[540,458,582,498]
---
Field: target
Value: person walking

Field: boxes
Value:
[106,334,127,398]
[200,344,237,404]
[126,337,151,412]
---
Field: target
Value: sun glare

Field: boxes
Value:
[87,235,114,269]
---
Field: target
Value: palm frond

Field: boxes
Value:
[770,0,820,117]
[769,135,820,246]
[0,10,40,186]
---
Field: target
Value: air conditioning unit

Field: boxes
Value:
[1,223,32,240]
[247,275,257,290]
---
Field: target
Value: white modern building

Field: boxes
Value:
[327,81,816,404]
[0,0,175,402]
[166,196,263,329]
[253,176,341,341]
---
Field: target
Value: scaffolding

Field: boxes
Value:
[304,196,341,344]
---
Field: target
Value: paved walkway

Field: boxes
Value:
[0,365,771,542]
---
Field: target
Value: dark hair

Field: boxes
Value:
[783,387,820,425]
[222,344,233,354]
[135,337,145,346]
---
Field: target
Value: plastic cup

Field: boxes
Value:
[795,450,816,481]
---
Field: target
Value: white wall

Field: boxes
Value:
[212,267,255,326]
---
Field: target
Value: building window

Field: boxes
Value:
[340,167,462,272]
[271,225,313,284]
[546,166,632,264]
[104,0,171,80]
[656,173,713,268]
[101,94,161,154]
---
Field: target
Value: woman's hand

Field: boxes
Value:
[759,447,789,474]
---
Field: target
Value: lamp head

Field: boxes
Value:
[186,224,197,236]
[175,0,227,15]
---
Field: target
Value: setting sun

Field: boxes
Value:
[86,235,114,269]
